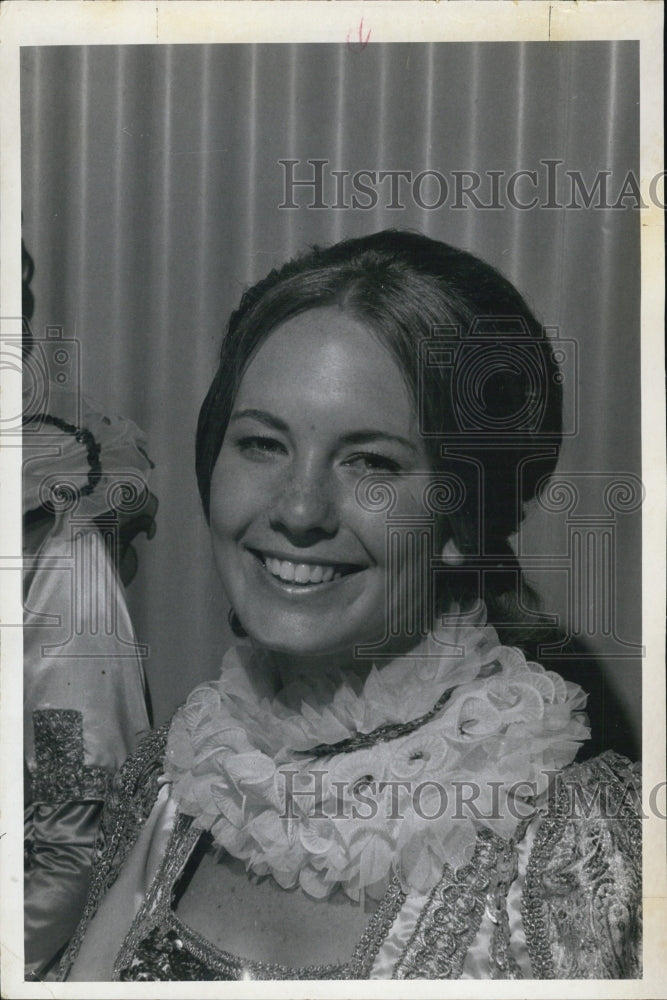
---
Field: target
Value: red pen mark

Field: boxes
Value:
[347,17,371,52]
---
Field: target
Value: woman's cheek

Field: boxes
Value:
[211,453,275,530]
[349,478,432,552]
[339,505,388,574]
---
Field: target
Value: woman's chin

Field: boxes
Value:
[239,611,385,665]
[245,627,369,661]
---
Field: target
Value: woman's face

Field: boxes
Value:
[209,306,436,662]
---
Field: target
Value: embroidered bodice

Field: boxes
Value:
[116,813,406,981]
[59,726,642,981]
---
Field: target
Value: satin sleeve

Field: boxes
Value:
[24,526,150,978]
[24,802,102,977]
[24,527,150,777]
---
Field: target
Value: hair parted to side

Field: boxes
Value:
[196,229,563,645]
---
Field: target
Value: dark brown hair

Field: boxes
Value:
[196,230,562,644]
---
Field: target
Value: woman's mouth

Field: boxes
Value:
[250,550,364,587]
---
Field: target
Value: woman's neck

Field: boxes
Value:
[254,632,427,694]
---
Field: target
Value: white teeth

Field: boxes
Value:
[280,560,295,582]
[294,564,312,584]
[262,555,350,585]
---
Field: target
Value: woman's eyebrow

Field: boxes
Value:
[338,430,417,452]
[229,409,289,433]
[229,412,417,452]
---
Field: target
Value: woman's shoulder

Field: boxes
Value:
[524,750,642,979]
[99,721,171,831]
[58,723,171,979]
[537,749,642,861]
[553,750,641,814]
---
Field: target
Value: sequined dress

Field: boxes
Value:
[59,725,641,981]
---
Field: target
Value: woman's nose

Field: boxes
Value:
[269,466,339,542]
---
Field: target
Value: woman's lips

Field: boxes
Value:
[265,556,337,584]
[248,549,365,587]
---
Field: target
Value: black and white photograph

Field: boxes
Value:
[1,2,664,995]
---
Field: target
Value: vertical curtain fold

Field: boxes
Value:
[21,43,641,748]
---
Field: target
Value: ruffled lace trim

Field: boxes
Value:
[164,614,589,903]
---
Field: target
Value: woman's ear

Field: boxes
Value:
[441,537,464,566]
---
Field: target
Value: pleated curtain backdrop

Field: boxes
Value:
[21,43,641,750]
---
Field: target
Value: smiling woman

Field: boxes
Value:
[209,308,434,662]
[59,231,641,982]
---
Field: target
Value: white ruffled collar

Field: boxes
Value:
[164,609,590,902]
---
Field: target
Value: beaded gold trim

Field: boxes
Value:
[392,826,520,979]
[521,751,642,980]
[31,709,109,802]
[57,724,170,980]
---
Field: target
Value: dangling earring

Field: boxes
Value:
[441,538,465,566]
[227,607,247,638]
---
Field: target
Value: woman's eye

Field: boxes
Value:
[343,452,402,474]
[236,436,287,460]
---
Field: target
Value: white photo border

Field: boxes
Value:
[1,2,664,998]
